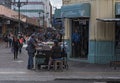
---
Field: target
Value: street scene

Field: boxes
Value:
[0,0,120,83]
[0,43,120,82]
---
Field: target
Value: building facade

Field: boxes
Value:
[0,5,39,37]
[0,0,12,8]
[61,0,120,64]
[53,9,62,29]
[12,0,52,28]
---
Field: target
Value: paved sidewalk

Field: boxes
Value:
[0,42,120,81]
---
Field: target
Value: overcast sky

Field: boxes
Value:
[50,0,62,8]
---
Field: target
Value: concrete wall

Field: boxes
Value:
[88,0,115,63]
[90,0,115,41]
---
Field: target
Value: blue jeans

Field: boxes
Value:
[27,52,34,69]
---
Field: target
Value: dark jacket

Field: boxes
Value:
[51,45,62,59]
[26,37,36,54]
[12,39,20,51]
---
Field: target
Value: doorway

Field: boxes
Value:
[71,18,89,58]
[115,15,120,61]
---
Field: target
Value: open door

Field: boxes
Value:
[71,18,89,58]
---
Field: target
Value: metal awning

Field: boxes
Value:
[61,3,91,18]
[96,18,120,22]
[0,15,39,27]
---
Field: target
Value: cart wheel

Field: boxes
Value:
[64,62,69,70]
[65,64,69,70]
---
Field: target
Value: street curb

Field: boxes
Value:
[55,77,120,81]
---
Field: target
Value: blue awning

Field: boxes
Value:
[61,3,91,18]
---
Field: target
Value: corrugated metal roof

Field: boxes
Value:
[96,18,120,22]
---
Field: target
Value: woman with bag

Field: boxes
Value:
[12,36,20,60]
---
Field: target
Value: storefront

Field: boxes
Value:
[0,5,39,36]
[61,0,120,64]
[61,3,91,62]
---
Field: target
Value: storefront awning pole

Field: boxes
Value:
[18,0,21,33]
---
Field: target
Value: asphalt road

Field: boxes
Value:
[1,80,120,83]
[0,43,120,83]
[0,80,106,83]
[0,80,119,83]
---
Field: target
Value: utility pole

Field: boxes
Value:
[11,0,28,34]
[38,12,41,28]
[43,12,44,29]
[18,0,21,33]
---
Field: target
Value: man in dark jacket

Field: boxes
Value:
[26,34,38,69]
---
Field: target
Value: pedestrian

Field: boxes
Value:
[26,34,38,69]
[8,32,13,48]
[12,36,20,60]
[72,29,81,57]
[19,37,24,54]
[3,34,9,48]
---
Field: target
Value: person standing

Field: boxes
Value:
[72,29,81,57]
[19,37,24,54]
[26,34,38,69]
[8,32,14,48]
[12,36,20,60]
[3,34,9,48]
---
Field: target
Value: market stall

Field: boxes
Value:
[35,42,54,70]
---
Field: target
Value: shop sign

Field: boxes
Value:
[61,3,91,18]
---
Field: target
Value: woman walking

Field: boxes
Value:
[19,37,24,54]
[12,36,20,60]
